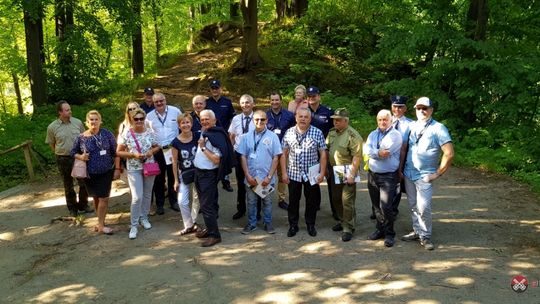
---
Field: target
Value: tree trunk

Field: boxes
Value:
[149,0,161,68]
[275,0,285,20]
[187,5,195,52]
[55,0,75,91]
[230,0,240,20]
[294,0,308,17]
[132,0,144,77]
[466,0,488,41]
[233,0,263,73]
[23,7,47,107]
[200,3,211,14]
[12,73,24,115]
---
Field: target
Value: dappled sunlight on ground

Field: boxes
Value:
[298,240,339,254]
[443,276,475,286]
[413,258,491,273]
[31,284,99,303]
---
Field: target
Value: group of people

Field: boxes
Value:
[46,80,453,250]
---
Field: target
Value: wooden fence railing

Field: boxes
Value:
[0,140,36,180]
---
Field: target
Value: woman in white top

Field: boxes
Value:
[116,109,161,239]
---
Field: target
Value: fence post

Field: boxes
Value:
[22,141,35,180]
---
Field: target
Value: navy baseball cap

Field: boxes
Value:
[391,95,408,106]
[307,86,320,96]
[210,80,221,88]
[143,87,154,95]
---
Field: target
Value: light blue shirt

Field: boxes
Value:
[393,115,413,142]
[404,119,452,181]
[147,105,182,147]
[365,127,402,173]
[237,128,283,185]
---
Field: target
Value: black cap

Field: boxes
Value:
[391,95,408,106]
[210,80,221,88]
[144,87,154,95]
[307,86,320,96]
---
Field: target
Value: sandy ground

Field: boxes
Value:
[0,166,539,303]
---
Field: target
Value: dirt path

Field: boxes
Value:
[1,43,539,303]
[0,166,539,303]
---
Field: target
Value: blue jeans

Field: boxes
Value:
[404,176,433,239]
[245,185,272,227]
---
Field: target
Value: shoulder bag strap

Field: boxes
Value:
[129,129,142,154]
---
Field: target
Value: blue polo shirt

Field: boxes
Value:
[266,108,296,141]
[404,119,452,181]
[205,96,235,131]
[310,104,334,137]
[140,102,155,114]
[237,128,282,185]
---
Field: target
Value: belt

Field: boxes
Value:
[161,144,172,149]
[196,168,218,172]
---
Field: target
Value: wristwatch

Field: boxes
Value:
[201,147,206,152]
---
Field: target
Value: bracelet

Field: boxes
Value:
[115,168,121,171]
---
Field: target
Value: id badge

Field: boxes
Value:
[163,148,173,165]
[274,129,281,135]
[99,150,107,156]
[250,153,257,159]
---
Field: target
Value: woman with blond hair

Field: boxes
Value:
[287,84,309,113]
[171,113,200,235]
[71,110,119,235]
[116,109,160,239]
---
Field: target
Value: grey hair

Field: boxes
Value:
[377,109,392,119]
[200,109,216,119]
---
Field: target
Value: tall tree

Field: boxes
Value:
[131,0,144,77]
[233,0,262,73]
[22,0,47,108]
[54,0,74,90]
[466,0,488,41]
[149,0,162,68]
[230,0,240,20]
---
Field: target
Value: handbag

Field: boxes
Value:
[180,168,195,184]
[130,129,160,177]
[71,137,88,178]
[71,159,88,178]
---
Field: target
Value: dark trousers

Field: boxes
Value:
[326,164,337,217]
[56,155,88,212]
[235,152,247,213]
[367,171,398,237]
[154,150,178,208]
[195,168,220,238]
[288,180,320,227]
[391,179,405,216]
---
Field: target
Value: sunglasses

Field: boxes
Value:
[133,117,145,122]
[254,118,267,122]
[128,107,138,111]
[416,107,429,111]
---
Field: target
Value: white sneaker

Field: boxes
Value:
[140,218,152,230]
[129,226,138,239]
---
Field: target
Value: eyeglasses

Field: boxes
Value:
[254,118,267,122]
[416,107,428,111]
[128,108,138,111]
[133,117,145,122]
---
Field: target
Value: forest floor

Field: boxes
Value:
[1,42,539,303]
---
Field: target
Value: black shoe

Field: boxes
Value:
[278,201,289,210]
[232,211,245,220]
[170,203,180,212]
[370,213,376,220]
[332,213,339,221]
[222,181,233,192]
[307,225,317,237]
[287,226,299,237]
[384,236,395,247]
[368,230,385,240]
[79,206,94,213]
[342,232,353,242]
[156,207,165,215]
[332,223,343,231]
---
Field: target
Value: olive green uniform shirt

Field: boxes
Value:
[326,126,363,166]
[46,117,85,156]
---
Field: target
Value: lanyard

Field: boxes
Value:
[253,129,267,152]
[295,128,308,148]
[242,115,252,134]
[376,127,392,149]
[157,106,168,127]
[415,119,433,144]
[92,130,103,150]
